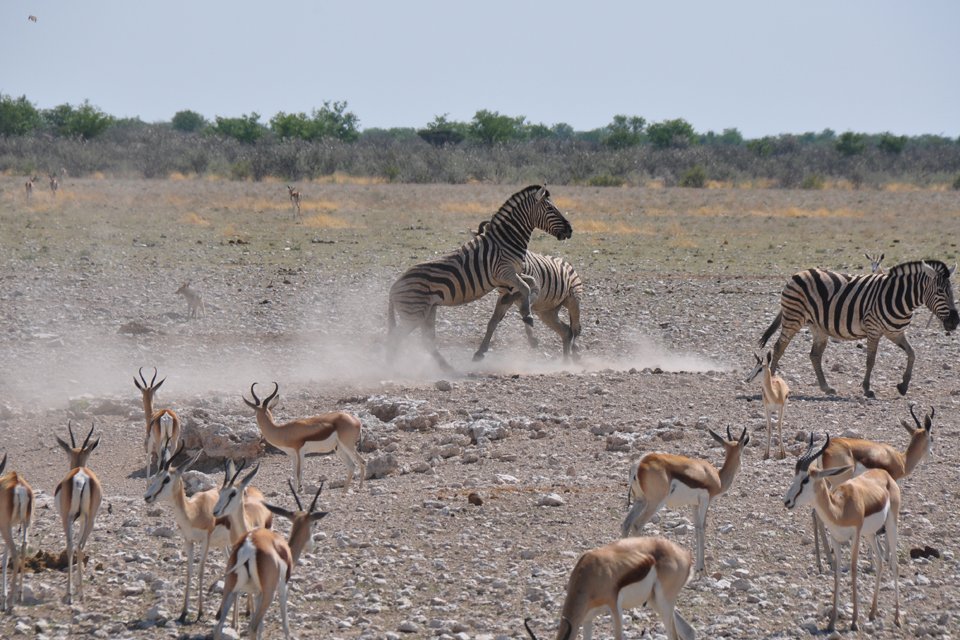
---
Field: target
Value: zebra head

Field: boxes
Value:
[527,185,573,241]
[920,261,959,333]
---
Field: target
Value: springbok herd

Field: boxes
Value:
[2,186,957,639]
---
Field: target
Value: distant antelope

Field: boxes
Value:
[865,252,885,275]
[287,186,302,220]
[24,176,37,199]
[176,281,206,319]
[214,480,329,640]
[243,382,366,492]
[784,434,901,631]
[523,536,696,640]
[48,174,59,196]
[744,351,789,459]
[54,422,102,604]
[0,454,34,612]
[622,427,749,578]
[134,367,181,478]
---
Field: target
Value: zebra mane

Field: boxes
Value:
[887,260,950,277]
[488,185,547,224]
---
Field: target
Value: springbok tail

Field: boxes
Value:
[759,311,782,348]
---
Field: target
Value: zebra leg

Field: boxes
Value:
[422,306,454,372]
[769,325,798,374]
[538,307,573,357]
[473,293,516,361]
[565,296,582,360]
[809,330,836,394]
[890,333,915,396]
[862,336,881,398]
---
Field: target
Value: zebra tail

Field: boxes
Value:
[759,311,782,348]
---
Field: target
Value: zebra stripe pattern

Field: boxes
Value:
[759,260,959,397]
[472,240,583,361]
[387,185,573,370]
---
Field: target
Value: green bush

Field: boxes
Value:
[0,94,41,135]
[602,115,646,149]
[647,118,697,149]
[468,110,527,145]
[269,101,359,142]
[212,113,264,144]
[679,165,707,188]
[42,101,113,139]
[172,110,207,133]
[801,174,825,190]
[953,174,960,190]
[878,132,907,154]
[836,131,866,157]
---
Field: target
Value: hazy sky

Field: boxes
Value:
[2,1,958,138]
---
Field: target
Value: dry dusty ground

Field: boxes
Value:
[0,177,959,639]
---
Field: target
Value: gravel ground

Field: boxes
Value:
[1,179,958,639]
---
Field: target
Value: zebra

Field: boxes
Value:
[469,219,583,362]
[387,185,573,371]
[759,260,959,397]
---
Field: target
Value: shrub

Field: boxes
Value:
[800,174,824,190]
[468,110,527,145]
[602,115,646,149]
[836,131,866,157]
[42,100,114,139]
[953,174,960,190]
[878,132,907,154]
[0,94,41,135]
[647,118,697,149]
[212,113,264,144]
[171,110,207,133]
[679,165,707,188]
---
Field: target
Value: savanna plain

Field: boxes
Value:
[1,177,959,639]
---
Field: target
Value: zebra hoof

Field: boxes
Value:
[472,352,485,362]
[897,382,909,395]
[864,389,876,399]
[522,316,534,326]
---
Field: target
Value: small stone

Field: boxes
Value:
[435,380,453,391]
[537,493,564,507]
[467,492,483,506]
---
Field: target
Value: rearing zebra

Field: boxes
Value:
[387,185,573,370]
[759,260,959,397]
[469,219,583,362]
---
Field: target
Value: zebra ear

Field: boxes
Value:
[950,263,957,277]
[921,261,937,278]
[535,186,547,202]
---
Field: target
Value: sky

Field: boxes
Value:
[1,1,958,138]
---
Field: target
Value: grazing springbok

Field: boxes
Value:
[744,351,790,459]
[865,252,885,275]
[134,367,181,479]
[144,442,220,622]
[176,282,206,319]
[214,480,329,640]
[49,173,59,196]
[286,186,302,220]
[24,176,36,199]
[0,455,34,612]
[523,536,696,640]
[622,427,749,578]
[811,404,934,573]
[54,422,102,604]
[243,382,366,492]
[784,433,901,631]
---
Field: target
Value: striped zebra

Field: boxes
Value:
[469,220,583,361]
[387,185,573,370]
[759,260,958,397]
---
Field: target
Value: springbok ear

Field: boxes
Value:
[310,510,330,522]
[899,418,915,435]
[55,436,73,454]
[879,253,884,262]
[707,429,727,445]
[181,449,203,473]
[264,503,296,520]
[815,465,852,479]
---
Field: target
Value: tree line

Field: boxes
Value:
[1,93,959,189]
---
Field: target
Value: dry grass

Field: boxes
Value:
[303,213,358,229]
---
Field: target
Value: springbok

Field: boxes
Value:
[0,454,34,612]
[865,252,885,274]
[744,351,789,459]
[49,173,59,196]
[134,367,181,479]
[622,427,749,578]
[811,404,934,572]
[144,442,220,622]
[214,480,329,640]
[176,282,206,319]
[25,176,36,199]
[243,382,366,492]
[784,433,901,631]
[286,186,302,220]
[523,536,696,640]
[54,422,102,604]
